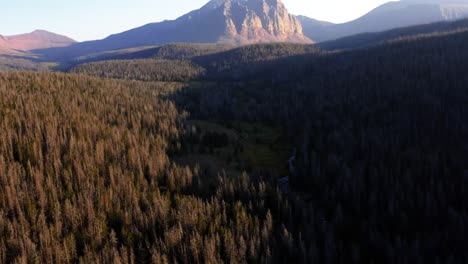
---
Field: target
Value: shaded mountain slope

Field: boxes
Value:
[300,0,468,41]
[319,17,468,50]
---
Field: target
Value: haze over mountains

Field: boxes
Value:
[2,0,468,61]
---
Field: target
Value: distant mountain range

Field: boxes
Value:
[300,0,468,42]
[0,30,75,56]
[36,0,311,61]
[2,0,468,61]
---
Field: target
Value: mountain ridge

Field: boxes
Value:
[0,30,76,56]
[36,0,312,61]
[300,0,468,41]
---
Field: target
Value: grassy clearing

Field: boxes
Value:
[176,120,291,178]
[234,122,290,175]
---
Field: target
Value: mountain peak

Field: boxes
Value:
[32,29,49,33]
[0,30,76,55]
[30,29,57,36]
[205,0,311,44]
[204,0,281,10]
[202,0,281,13]
[35,0,311,60]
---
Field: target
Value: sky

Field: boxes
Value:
[0,0,395,41]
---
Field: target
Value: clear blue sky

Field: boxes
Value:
[0,0,394,41]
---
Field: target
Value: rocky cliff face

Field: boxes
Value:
[212,0,312,44]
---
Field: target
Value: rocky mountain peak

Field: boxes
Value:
[209,0,311,44]
[32,0,312,60]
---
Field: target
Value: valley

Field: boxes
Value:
[1,0,468,263]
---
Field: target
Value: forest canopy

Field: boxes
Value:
[2,20,468,263]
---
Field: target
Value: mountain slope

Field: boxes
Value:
[301,0,468,41]
[319,17,468,50]
[297,16,335,43]
[37,0,312,61]
[0,30,75,56]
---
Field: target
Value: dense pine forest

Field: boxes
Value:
[1,19,468,263]
[71,60,205,82]
[0,57,53,72]
[0,72,305,263]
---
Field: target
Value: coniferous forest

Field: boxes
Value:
[1,20,468,264]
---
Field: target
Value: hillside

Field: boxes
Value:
[319,18,468,50]
[54,43,234,70]
[69,43,322,81]
[297,16,335,42]
[167,23,468,263]
[193,42,321,79]
[0,72,308,263]
[3,3,468,262]
[0,30,75,56]
[0,56,55,71]
[70,59,206,82]
[300,0,468,41]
